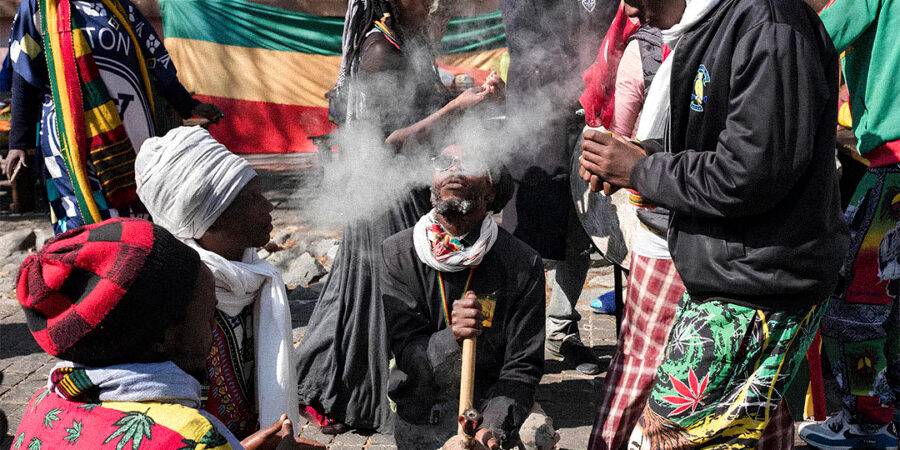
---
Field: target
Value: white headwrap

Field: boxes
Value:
[135,126,257,239]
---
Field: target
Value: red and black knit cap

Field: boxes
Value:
[16,218,203,366]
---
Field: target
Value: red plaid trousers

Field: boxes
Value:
[755,399,795,449]
[588,254,684,450]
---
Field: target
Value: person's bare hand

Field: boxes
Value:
[476,428,499,450]
[481,72,505,98]
[580,130,645,191]
[2,149,28,180]
[450,87,489,111]
[191,103,225,124]
[451,291,484,342]
[242,414,295,450]
[440,433,493,450]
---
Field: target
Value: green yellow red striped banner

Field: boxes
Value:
[159,0,507,153]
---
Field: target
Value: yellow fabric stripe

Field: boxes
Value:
[102,401,232,449]
[84,100,124,136]
[167,38,505,106]
[96,158,134,176]
[762,305,817,423]
[59,376,78,396]
[45,0,102,222]
[165,38,340,107]
[99,0,155,116]
[73,29,90,58]
[438,47,507,72]
[90,140,131,159]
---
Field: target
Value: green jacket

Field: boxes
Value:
[820,0,900,155]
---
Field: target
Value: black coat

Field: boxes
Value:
[499,0,618,259]
[381,226,545,440]
[632,0,849,309]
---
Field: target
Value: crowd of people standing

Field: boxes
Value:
[1,0,898,448]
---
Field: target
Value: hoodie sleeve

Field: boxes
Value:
[819,0,880,53]
[632,22,833,218]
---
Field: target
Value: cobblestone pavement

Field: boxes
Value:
[0,273,619,450]
[0,155,817,448]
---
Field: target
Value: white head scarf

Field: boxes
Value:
[636,0,723,141]
[135,126,257,239]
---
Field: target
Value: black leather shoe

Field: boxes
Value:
[555,336,602,375]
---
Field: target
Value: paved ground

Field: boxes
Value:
[0,154,820,449]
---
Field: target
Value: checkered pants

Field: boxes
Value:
[756,399,795,449]
[588,254,684,450]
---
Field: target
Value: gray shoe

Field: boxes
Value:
[546,336,601,375]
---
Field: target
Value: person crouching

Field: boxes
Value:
[134,126,299,438]
[11,218,301,449]
[382,144,556,449]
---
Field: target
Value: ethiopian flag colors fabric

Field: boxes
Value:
[160,0,507,153]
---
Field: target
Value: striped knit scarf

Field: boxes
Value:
[40,0,156,223]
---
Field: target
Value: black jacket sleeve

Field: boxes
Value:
[381,245,462,387]
[632,22,831,218]
[10,71,42,150]
[480,258,545,439]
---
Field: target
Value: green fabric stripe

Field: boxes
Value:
[40,0,92,224]
[69,370,95,393]
[81,78,109,111]
[159,0,505,55]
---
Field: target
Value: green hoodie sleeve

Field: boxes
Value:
[819,0,880,53]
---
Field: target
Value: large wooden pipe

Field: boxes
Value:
[457,337,477,446]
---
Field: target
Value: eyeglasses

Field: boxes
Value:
[431,154,489,174]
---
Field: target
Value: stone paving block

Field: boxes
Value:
[556,424,592,450]
[369,432,396,445]
[328,446,366,450]
[0,371,26,397]
[2,404,26,436]
[1,381,44,403]
[297,424,333,446]
[30,363,54,379]
[2,354,47,375]
[0,356,20,373]
[331,430,370,446]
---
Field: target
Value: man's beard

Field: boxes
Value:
[431,185,481,217]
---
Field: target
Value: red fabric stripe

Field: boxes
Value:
[88,127,128,150]
[75,279,125,326]
[57,0,89,163]
[120,218,155,248]
[865,140,900,168]
[32,329,55,354]
[195,95,336,154]
[77,53,101,83]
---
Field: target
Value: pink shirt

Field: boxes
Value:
[608,41,645,138]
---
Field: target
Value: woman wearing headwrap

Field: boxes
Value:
[134,126,301,441]
[296,0,503,434]
[2,0,223,235]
